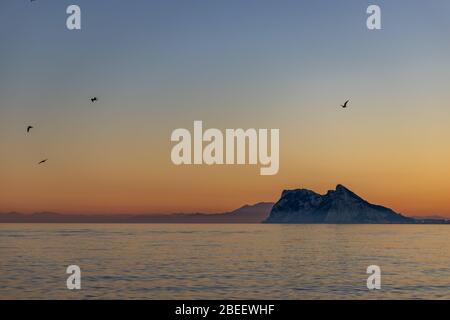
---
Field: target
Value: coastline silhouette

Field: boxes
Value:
[1,186,448,224]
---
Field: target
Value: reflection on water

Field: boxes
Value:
[0,224,449,299]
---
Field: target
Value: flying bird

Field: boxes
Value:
[27,126,34,133]
[90,97,98,103]
[341,100,350,108]
[38,159,48,165]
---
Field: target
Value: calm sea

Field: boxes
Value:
[0,224,449,299]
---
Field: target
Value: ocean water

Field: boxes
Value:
[0,224,449,299]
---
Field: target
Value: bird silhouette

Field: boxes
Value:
[38,159,48,165]
[27,126,34,133]
[90,97,98,103]
[341,100,349,108]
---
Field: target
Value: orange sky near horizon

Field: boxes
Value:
[2,97,450,217]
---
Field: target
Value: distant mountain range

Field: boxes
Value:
[1,185,449,224]
[265,185,449,224]
[0,202,274,224]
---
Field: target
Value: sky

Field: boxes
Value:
[1,0,450,216]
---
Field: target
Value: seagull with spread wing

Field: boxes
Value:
[341,100,349,108]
